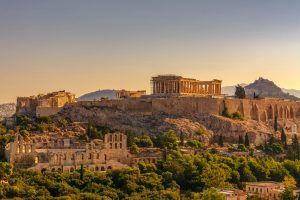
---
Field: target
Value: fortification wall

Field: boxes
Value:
[74,97,300,122]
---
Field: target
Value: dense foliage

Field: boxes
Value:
[235,85,246,99]
[1,150,300,199]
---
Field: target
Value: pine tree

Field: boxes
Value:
[235,85,246,99]
[274,116,278,132]
[218,135,224,147]
[244,133,250,147]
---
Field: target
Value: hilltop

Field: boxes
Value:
[245,77,299,100]
[77,90,117,101]
[222,78,300,100]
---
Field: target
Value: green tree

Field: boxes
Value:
[274,115,278,132]
[218,135,224,147]
[180,132,184,146]
[0,124,6,135]
[80,164,84,181]
[222,103,232,118]
[281,188,296,200]
[281,129,287,149]
[287,135,300,160]
[155,130,178,150]
[186,140,203,149]
[244,133,250,147]
[129,143,140,154]
[232,111,244,121]
[235,85,246,99]
[201,188,226,200]
[200,164,231,189]
[0,162,13,180]
[20,130,30,138]
[238,135,244,145]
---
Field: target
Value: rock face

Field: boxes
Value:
[0,103,16,120]
[245,78,298,100]
[58,103,276,145]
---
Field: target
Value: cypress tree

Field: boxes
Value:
[281,129,287,149]
[274,116,278,132]
[163,147,167,161]
[292,135,300,160]
[180,131,184,146]
[238,135,244,145]
[80,164,84,180]
[218,135,224,147]
[244,133,250,147]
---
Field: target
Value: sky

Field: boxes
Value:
[1,0,300,103]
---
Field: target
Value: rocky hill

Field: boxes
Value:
[58,103,274,145]
[245,78,298,100]
[0,103,16,120]
[223,78,299,100]
[77,90,117,101]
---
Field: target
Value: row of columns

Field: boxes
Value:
[152,80,221,95]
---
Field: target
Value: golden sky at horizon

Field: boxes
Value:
[1,1,300,103]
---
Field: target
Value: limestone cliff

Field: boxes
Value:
[57,103,277,145]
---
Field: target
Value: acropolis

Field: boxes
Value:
[151,75,222,96]
[16,90,75,117]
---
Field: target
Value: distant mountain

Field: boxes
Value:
[77,90,117,101]
[222,78,299,100]
[282,88,300,98]
[0,103,16,120]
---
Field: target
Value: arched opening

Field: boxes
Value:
[41,168,47,174]
[104,154,107,161]
[279,107,284,119]
[290,107,295,118]
[260,111,268,122]
[101,166,105,171]
[107,166,112,170]
[267,105,274,120]
[251,104,260,121]
[51,168,55,172]
[57,168,62,172]
[286,107,290,119]
[70,168,74,172]
[95,166,99,171]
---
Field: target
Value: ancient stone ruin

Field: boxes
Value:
[5,132,162,172]
[151,75,222,96]
[16,90,75,117]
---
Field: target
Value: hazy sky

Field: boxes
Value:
[1,0,300,103]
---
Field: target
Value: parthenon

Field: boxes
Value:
[151,75,222,96]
